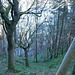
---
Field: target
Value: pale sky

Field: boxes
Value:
[19,0,34,12]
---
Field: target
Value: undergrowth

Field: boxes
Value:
[0,51,74,75]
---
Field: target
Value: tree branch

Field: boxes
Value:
[7,0,14,19]
[13,0,20,23]
[3,23,8,35]
[5,4,11,16]
[26,0,35,12]
[0,21,8,35]
[8,0,13,6]
[20,11,41,16]
[0,0,10,25]
[20,0,36,16]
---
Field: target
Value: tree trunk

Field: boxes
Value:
[7,34,15,70]
[2,26,6,57]
[56,38,75,75]
[61,44,63,55]
[47,49,49,61]
[71,4,75,37]
[72,65,75,75]
[35,0,38,63]
[24,49,29,66]
[54,7,60,58]
[72,3,75,75]
[57,6,65,57]
[14,25,16,43]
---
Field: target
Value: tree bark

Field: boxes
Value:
[71,4,75,37]
[24,49,29,66]
[35,0,38,63]
[72,65,75,75]
[54,8,60,58]
[71,3,75,75]
[57,6,65,57]
[7,33,15,70]
[56,38,75,75]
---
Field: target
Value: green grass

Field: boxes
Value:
[0,51,75,75]
[14,52,65,74]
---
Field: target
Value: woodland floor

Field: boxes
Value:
[0,56,55,75]
[0,52,74,75]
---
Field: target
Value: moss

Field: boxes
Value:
[7,67,21,73]
[5,4,11,16]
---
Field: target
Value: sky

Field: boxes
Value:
[19,0,34,11]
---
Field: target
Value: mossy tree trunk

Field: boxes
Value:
[7,27,15,70]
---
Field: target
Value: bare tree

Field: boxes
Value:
[0,0,41,71]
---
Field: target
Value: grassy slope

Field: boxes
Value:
[0,52,74,75]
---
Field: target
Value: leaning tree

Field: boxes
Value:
[56,0,75,75]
